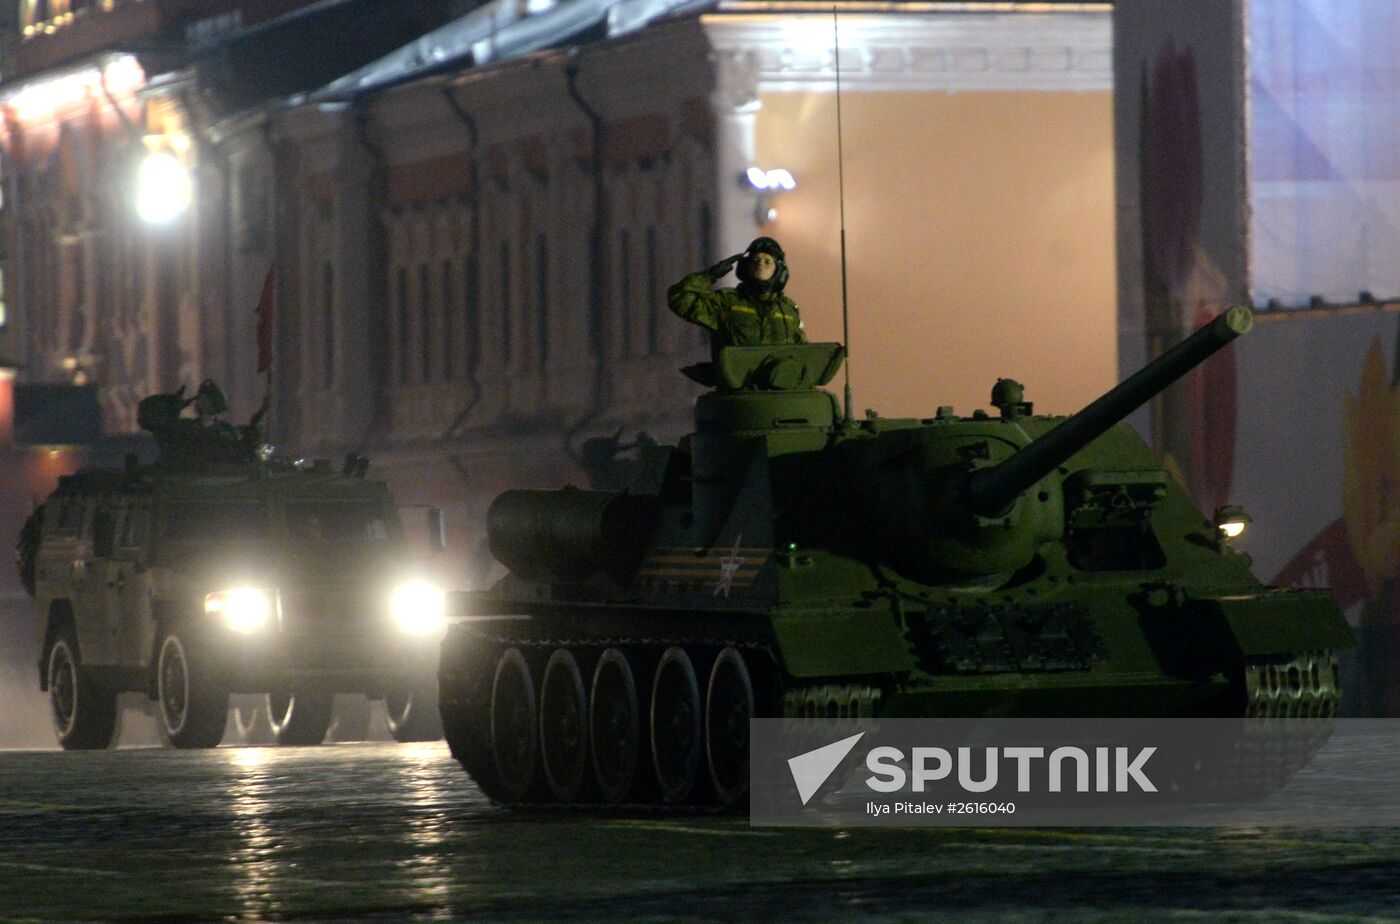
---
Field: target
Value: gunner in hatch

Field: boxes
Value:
[667,236,806,349]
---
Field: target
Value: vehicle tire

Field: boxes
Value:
[539,648,590,802]
[590,648,641,804]
[650,647,703,803]
[47,628,119,750]
[156,627,228,749]
[490,647,539,802]
[266,692,333,746]
[705,647,755,806]
[385,685,444,743]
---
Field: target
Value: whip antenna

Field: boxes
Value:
[834,8,853,425]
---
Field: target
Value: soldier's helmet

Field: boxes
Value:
[193,379,228,417]
[736,236,789,292]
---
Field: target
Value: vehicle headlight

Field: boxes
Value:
[205,587,275,633]
[390,579,446,636]
[1213,505,1252,542]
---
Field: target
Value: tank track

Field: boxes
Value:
[440,629,1345,809]
[438,623,781,809]
[1179,651,1343,800]
[1244,651,1341,718]
[783,684,883,719]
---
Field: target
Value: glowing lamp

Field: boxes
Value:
[742,167,798,225]
[390,579,447,636]
[136,151,192,224]
[205,587,275,633]
[1213,506,1251,542]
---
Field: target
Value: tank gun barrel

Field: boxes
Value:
[965,306,1253,516]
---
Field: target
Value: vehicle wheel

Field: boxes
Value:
[47,629,119,750]
[385,686,443,743]
[156,628,228,749]
[266,692,333,746]
[490,648,539,802]
[590,648,641,804]
[328,694,372,742]
[539,648,589,802]
[705,647,755,806]
[652,647,703,803]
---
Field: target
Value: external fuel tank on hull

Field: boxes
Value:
[439,307,1352,806]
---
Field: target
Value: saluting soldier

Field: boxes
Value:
[668,236,806,348]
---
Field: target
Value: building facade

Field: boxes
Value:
[0,1,1118,586]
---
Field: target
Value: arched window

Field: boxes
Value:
[396,267,410,385]
[442,260,454,380]
[465,254,480,371]
[617,230,631,357]
[419,263,431,382]
[646,225,659,354]
[322,261,334,387]
[535,234,549,365]
[500,242,512,362]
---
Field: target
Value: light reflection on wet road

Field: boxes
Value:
[2,743,1400,922]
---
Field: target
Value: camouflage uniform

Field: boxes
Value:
[667,237,806,348]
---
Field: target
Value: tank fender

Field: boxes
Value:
[771,601,914,678]
[1192,589,1353,657]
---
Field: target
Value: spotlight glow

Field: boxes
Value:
[205,587,274,633]
[390,580,447,636]
[136,151,192,224]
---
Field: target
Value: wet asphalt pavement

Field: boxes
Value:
[4,598,1400,922]
[3,740,1400,923]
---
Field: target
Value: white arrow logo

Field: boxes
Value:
[787,732,866,806]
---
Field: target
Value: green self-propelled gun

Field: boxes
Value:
[438,306,1352,806]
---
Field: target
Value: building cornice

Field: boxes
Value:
[702,9,1110,95]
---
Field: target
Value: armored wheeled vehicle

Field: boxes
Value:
[18,385,446,749]
[438,307,1352,805]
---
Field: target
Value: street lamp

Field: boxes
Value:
[136,148,191,225]
[742,166,797,224]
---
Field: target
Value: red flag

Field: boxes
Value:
[255,266,276,373]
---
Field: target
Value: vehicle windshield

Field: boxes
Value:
[162,502,269,544]
[284,502,393,546]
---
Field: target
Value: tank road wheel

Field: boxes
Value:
[266,693,334,746]
[156,628,228,749]
[490,648,540,802]
[651,647,704,804]
[385,685,444,743]
[705,647,755,806]
[539,649,591,803]
[439,628,511,801]
[590,648,642,804]
[47,628,119,750]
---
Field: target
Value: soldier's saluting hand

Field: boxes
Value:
[705,253,743,281]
